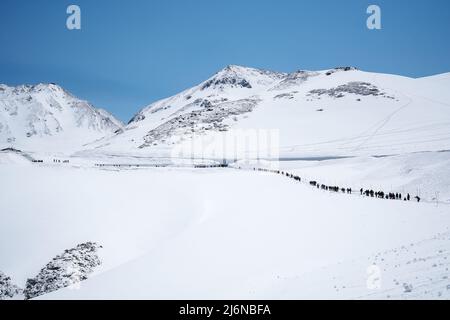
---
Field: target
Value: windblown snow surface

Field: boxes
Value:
[1,164,450,299]
[1,66,450,299]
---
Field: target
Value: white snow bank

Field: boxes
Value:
[0,165,446,299]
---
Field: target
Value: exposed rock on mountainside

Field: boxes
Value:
[0,84,123,151]
[308,81,393,99]
[140,98,260,148]
[269,70,319,91]
[0,271,22,300]
[83,65,450,158]
[325,66,358,76]
[24,242,102,300]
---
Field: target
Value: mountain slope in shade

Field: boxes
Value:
[87,65,450,158]
[0,84,123,152]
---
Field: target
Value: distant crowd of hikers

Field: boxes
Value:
[358,188,420,202]
[52,159,69,164]
[249,167,421,203]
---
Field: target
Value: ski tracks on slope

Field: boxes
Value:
[350,74,415,153]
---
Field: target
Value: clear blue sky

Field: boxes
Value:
[1,0,449,122]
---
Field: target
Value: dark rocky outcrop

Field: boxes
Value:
[24,242,102,300]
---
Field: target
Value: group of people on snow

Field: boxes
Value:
[248,167,422,203]
[359,188,419,202]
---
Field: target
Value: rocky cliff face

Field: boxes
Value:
[0,83,123,151]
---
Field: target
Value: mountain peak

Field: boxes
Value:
[0,83,123,151]
[0,83,67,97]
[220,64,255,74]
[325,66,359,76]
[218,65,285,77]
[201,65,286,91]
[202,66,254,90]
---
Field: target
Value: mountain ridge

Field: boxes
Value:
[0,83,123,152]
[86,65,450,158]
[2,65,450,156]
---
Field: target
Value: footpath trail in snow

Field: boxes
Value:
[269,230,450,299]
[274,151,450,204]
[0,163,445,299]
[2,67,450,299]
[237,166,422,205]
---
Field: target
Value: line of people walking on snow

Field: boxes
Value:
[252,167,421,203]
[358,188,420,202]
[52,159,69,164]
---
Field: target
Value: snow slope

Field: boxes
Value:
[1,66,450,300]
[0,84,123,152]
[85,66,450,159]
[273,150,450,204]
[1,163,449,299]
[0,149,33,165]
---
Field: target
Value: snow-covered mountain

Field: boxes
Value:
[2,68,450,300]
[2,164,449,300]
[0,83,123,152]
[87,65,450,159]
